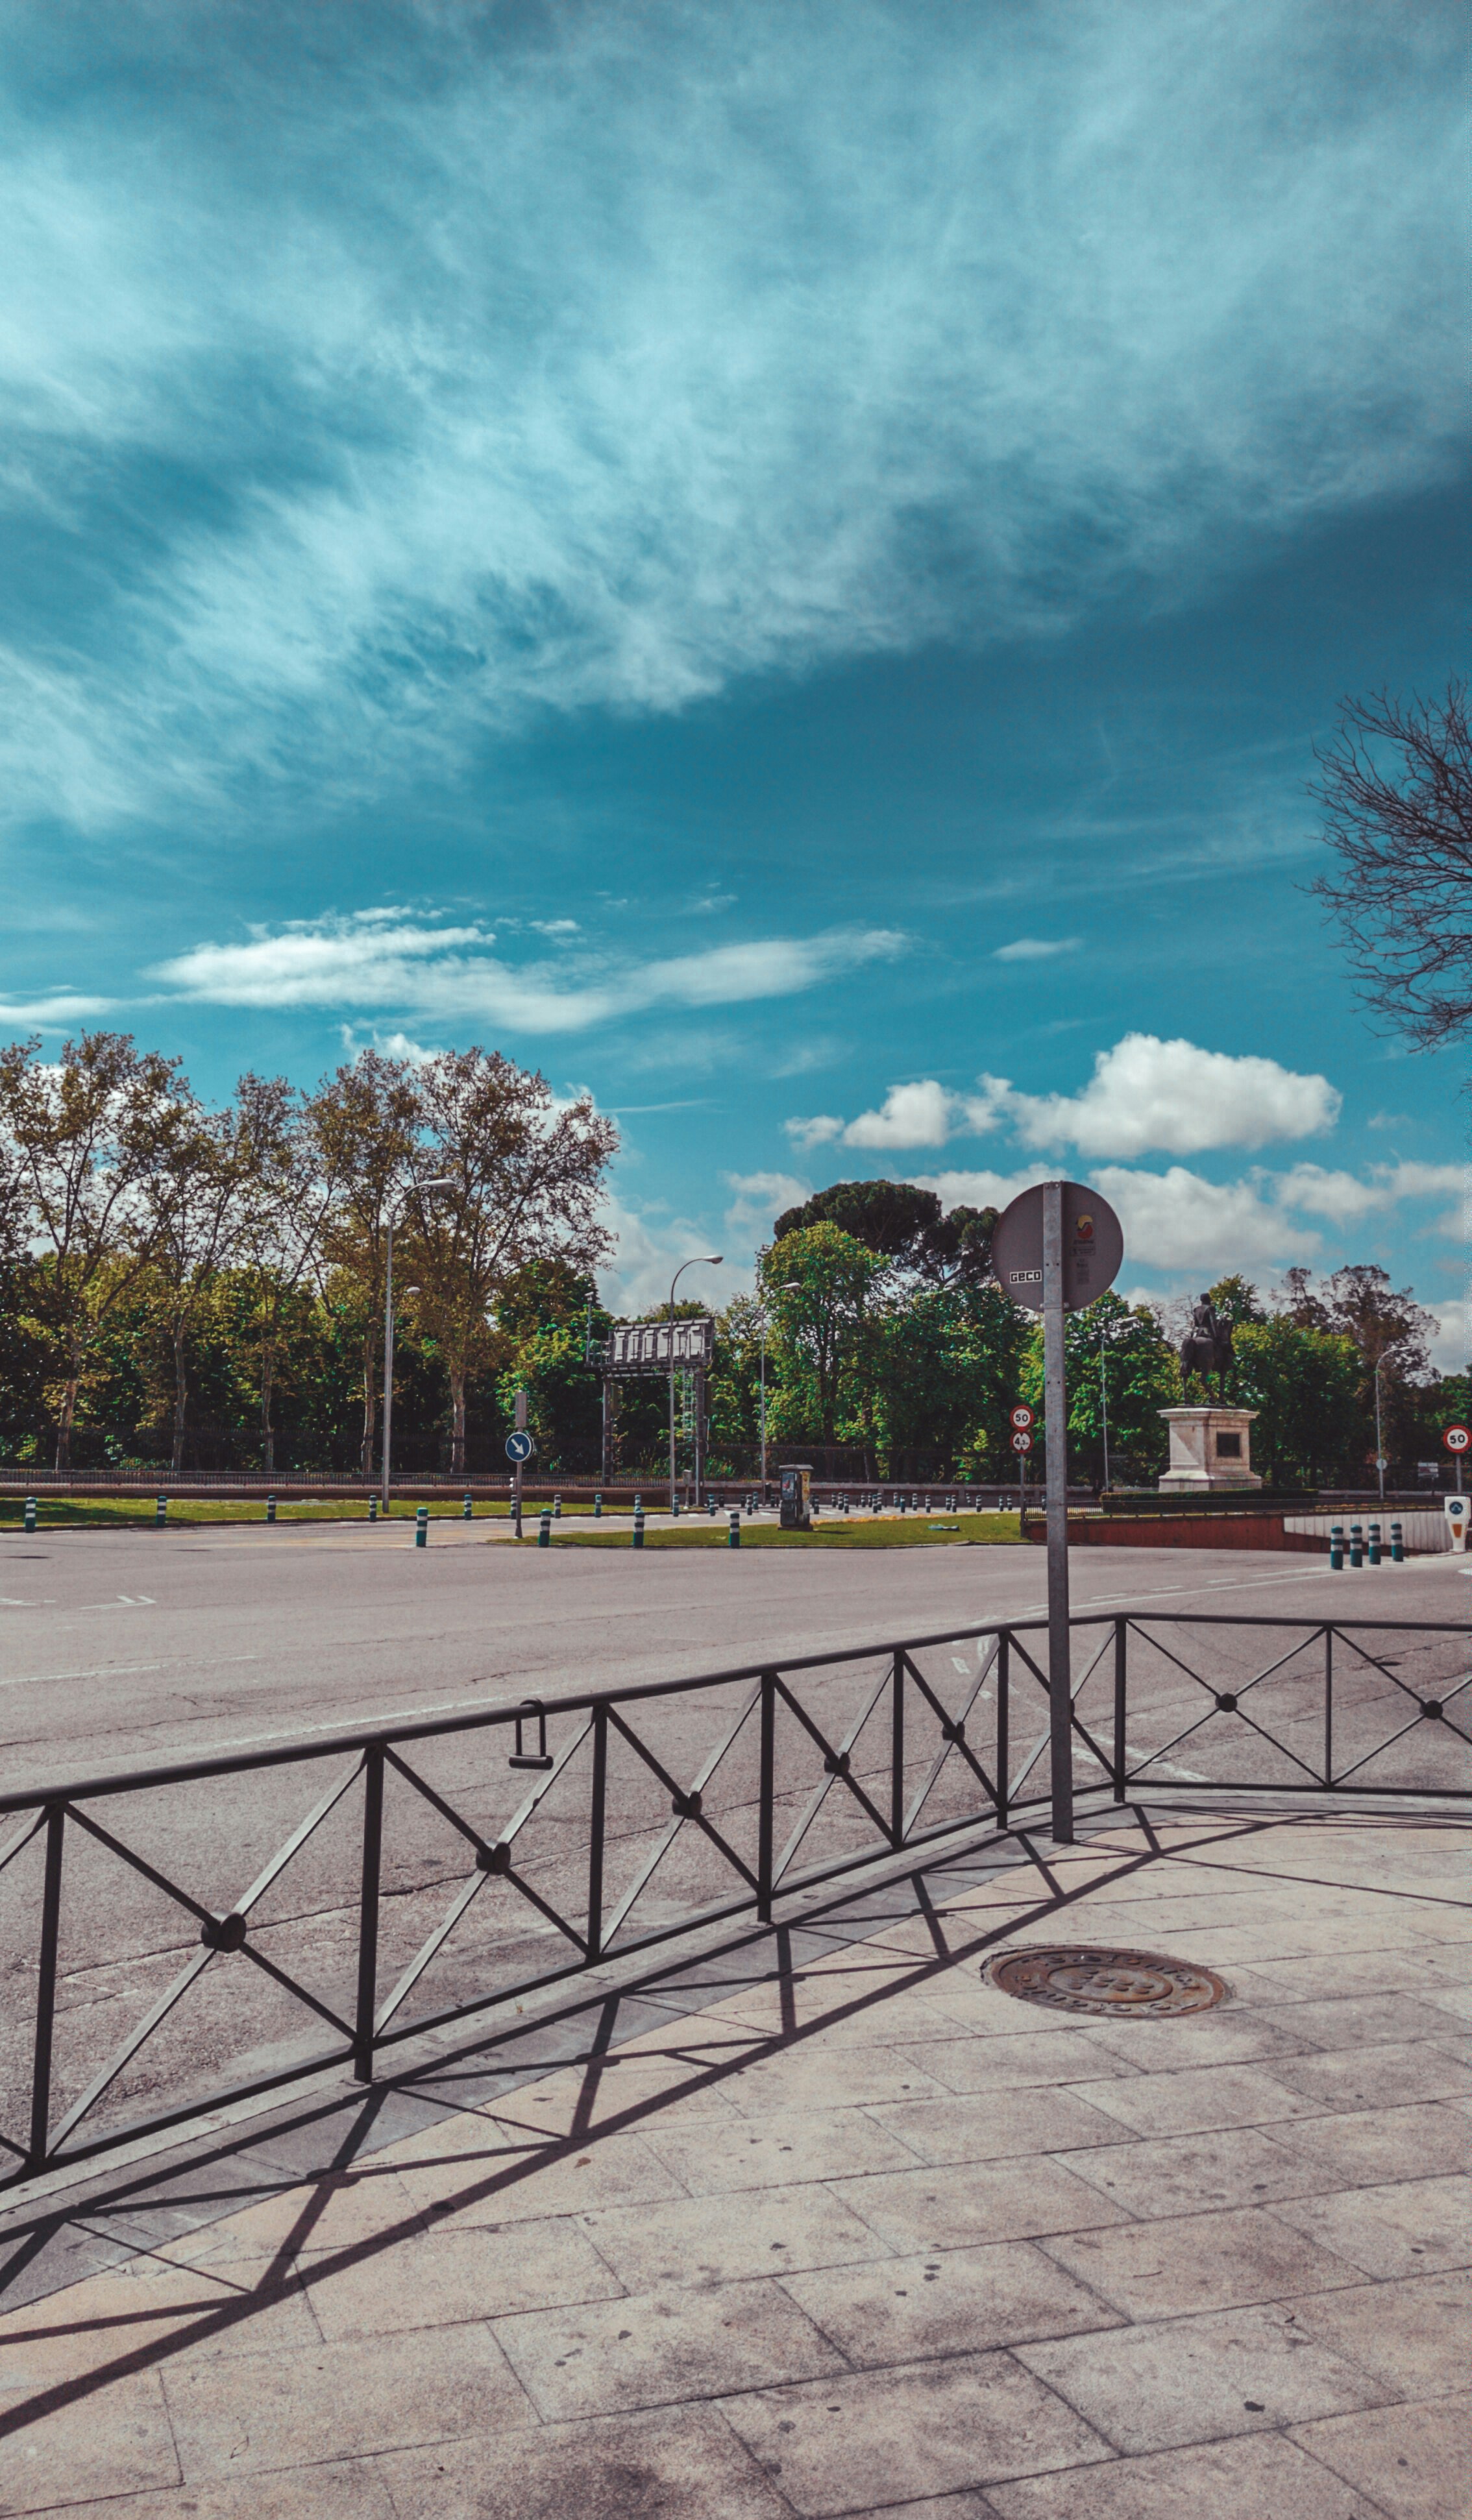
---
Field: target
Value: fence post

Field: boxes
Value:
[29,1803,65,2167]
[996,1633,1010,1828]
[353,1749,384,2083]
[586,1701,607,1961]
[890,1649,905,1847]
[1323,1627,1334,1789]
[757,1671,776,1920]
[1112,1617,1128,1800]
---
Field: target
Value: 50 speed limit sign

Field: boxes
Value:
[1445,1425,1471,1455]
[1009,1404,1034,1431]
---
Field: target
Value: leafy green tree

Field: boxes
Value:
[761,1224,888,1444]
[1018,1294,1179,1486]
[1234,1318,1361,1486]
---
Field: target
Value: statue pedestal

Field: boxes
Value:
[1159,1407,1262,1492]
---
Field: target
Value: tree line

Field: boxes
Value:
[0,1038,1458,1487]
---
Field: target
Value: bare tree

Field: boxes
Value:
[406,1050,618,1475]
[1312,681,1472,1047]
[0,1033,192,1468]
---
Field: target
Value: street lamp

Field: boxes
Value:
[381,1180,453,1512]
[757,1281,802,1497]
[1374,1356,1386,1505]
[667,1254,722,1510]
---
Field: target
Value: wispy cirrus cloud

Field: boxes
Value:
[0,1,1462,834]
[150,910,904,1036]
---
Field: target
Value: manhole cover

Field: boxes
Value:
[985,1945,1227,2017]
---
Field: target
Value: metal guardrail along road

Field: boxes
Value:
[3,1612,1467,2187]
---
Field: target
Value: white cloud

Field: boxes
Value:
[914,1166,1055,1211]
[0,3,1461,831]
[0,993,113,1026]
[722,1170,811,1238]
[1090,1165,1318,1273]
[1273,1159,1466,1225]
[791,1034,1338,1159]
[997,1036,1339,1157]
[993,938,1080,963]
[598,1198,747,1318]
[151,912,904,1036]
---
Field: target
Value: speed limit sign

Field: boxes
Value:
[1009,1404,1034,1431]
[1444,1425,1470,1455]
[1011,1430,1033,1453]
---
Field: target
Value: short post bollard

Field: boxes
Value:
[671,1494,680,1520]
[1349,1521,1364,1569]
[633,1504,645,1549]
[708,1495,717,1517]
[1368,1520,1382,1567]
[463,1492,473,1521]
[538,1508,551,1548]
[155,1493,168,1528]
[842,1491,850,1514]
[634,1492,642,1514]
[1329,1522,1343,1570]
[594,1490,602,1518]
[415,1505,428,1549]
[369,1492,378,1522]
[728,1507,741,1548]
[23,1496,36,1534]
[898,1492,907,1513]
[266,1493,276,1524]
[553,1493,562,1519]
[946,1493,955,1514]
[1391,1519,1405,1564]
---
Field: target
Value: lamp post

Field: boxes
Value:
[1374,1356,1385,1505]
[381,1180,452,1512]
[667,1255,722,1511]
[1099,1321,1111,1495]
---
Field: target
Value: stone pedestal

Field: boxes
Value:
[1158,1406,1262,1491]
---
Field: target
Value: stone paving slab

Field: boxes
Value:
[0,1801,1469,2515]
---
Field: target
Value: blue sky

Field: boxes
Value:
[3,1,1468,1344]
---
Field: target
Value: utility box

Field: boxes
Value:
[779,1464,813,1531]
[1444,1494,1469,1554]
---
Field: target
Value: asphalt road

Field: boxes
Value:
[2,1529,1466,2169]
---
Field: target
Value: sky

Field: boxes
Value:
[2,0,1469,1348]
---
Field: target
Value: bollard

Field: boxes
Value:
[633,1505,645,1550]
[23,1496,36,1534]
[634,1492,642,1514]
[415,1505,428,1549]
[1368,1520,1382,1568]
[898,1492,907,1513]
[1349,1521,1364,1569]
[155,1493,168,1529]
[1391,1519,1405,1564]
[554,1494,562,1519]
[708,1495,717,1518]
[266,1493,277,1524]
[369,1492,378,1522]
[1329,1522,1343,1570]
[538,1507,551,1548]
[672,1494,680,1520]
[946,1493,955,1514]
[594,1491,602,1518]
[463,1492,473,1521]
[728,1507,741,1548]
[842,1492,850,1514]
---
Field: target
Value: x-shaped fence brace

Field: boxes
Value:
[3,1612,1468,2183]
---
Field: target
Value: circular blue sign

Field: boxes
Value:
[505,1431,534,1462]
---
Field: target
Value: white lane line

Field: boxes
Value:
[0,1651,260,1694]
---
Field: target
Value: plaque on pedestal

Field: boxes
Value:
[1159,1407,1262,1491]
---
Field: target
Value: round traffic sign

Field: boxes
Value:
[505,1430,535,1463]
[1011,1430,1033,1453]
[1009,1404,1034,1431]
[1444,1425,1471,1454]
[991,1182,1123,1313]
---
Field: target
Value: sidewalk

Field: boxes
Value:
[1,1800,1468,2516]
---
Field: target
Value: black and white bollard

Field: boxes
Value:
[553,1493,562,1519]
[415,1505,428,1549]
[1329,1522,1343,1570]
[266,1493,276,1524]
[538,1507,552,1548]
[1349,1521,1364,1569]
[594,1490,602,1518]
[1390,1520,1405,1564]
[633,1504,645,1550]
[23,1496,36,1534]
[728,1507,741,1548]
[1368,1520,1382,1568]
[463,1492,473,1521]
[369,1492,378,1522]
[155,1493,168,1529]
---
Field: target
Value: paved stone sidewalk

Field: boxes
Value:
[1,1802,1469,2517]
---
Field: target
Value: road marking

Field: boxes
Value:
[0,1651,260,1693]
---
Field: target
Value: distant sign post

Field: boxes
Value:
[510,1390,530,1536]
[1445,1423,1469,1496]
[992,1182,1124,1844]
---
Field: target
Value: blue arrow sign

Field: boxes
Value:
[505,1431,534,1463]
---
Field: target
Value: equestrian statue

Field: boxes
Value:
[1179,1292,1233,1397]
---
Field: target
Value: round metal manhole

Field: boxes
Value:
[984,1945,1228,2017]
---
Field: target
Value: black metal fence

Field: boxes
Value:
[3,1610,1467,2189]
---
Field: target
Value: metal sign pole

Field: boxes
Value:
[513,1388,526,1538]
[1042,1181,1074,1843]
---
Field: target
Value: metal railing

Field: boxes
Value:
[3,1610,1467,2188]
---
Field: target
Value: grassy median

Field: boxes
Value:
[530,1511,1022,1549]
